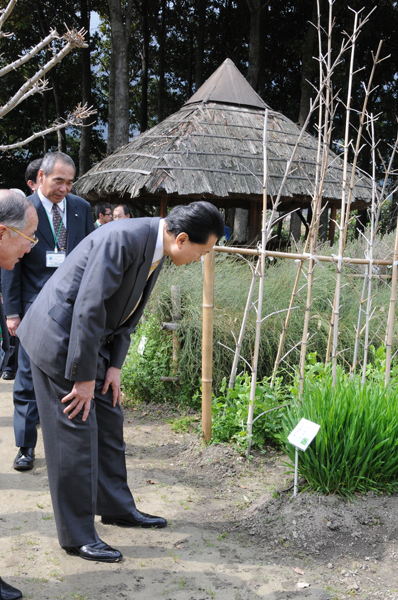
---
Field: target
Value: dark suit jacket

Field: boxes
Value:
[0,299,10,375]
[17,217,164,383]
[1,192,94,315]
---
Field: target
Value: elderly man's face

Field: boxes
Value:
[0,206,38,270]
[38,160,74,204]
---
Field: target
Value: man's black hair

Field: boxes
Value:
[165,201,224,244]
[95,202,112,219]
[119,205,130,216]
[25,158,43,185]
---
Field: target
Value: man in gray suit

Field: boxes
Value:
[2,152,94,471]
[0,190,38,600]
[17,201,224,563]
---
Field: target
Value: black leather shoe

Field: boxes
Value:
[64,540,122,562]
[101,506,167,529]
[2,371,16,380]
[0,577,23,599]
[13,448,35,471]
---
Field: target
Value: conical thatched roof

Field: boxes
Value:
[75,59,373,211]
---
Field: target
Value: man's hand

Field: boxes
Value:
[62,380,95,421]
[102,367,121,407]
[6,317,20,336]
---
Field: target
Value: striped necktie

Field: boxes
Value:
[52,204,67,251]
[122,259,161,324]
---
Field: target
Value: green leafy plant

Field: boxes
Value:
[210,373,290,451]
[121,312,194,406]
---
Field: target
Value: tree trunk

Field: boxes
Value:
[140,0,149,133]
[43,92,49,154]
[79,0,92,174]
[195,0,207,89]
[157,0,166,123]
[388,185,398,233]
[36,4,66,152]
[245,0,268,95]
[319,203,329,243]
[107,49,116,155]
[298,0,320,127]
[49,67,66,152]
[107,0,134,151]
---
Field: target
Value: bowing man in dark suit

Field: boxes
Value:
[1,152,94,472]
[0,189,39,600]
[17,201,224,563]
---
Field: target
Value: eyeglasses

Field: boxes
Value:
[7,225,39,248]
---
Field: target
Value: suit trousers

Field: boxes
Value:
[14,303,38,448]
[4,335,18,373]
[30,360,136,548]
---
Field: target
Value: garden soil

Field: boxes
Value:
[1,377,398,600]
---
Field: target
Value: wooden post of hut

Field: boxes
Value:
[202,249,215,442]
[160,194,168,218]
[249,200,261,240]
[329,204,337,245]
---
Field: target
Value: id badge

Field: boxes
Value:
[46,250,66,268]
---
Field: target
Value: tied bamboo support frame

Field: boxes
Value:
[200,245,397,442]
[201,250,215,442]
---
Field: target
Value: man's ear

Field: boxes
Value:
[175,232,189,248]
[0,224,7,242]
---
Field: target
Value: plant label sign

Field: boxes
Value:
[288,418,320,452]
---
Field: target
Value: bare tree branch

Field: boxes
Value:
[0,103,96,151]
[0,30,59,78]
[0,27,88,119]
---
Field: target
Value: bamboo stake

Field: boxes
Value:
[202,249,215,442]
[361,116,378,386]
[246,109,269,458]
[228,260,260,389]
[331,10,360,385]
[385,212,398,385]
[171,285,181,375]
[214,245,395,266]
[297,0,334,397]
[351,272,368,374]
[273,0,325,387]
[327,33,382,367]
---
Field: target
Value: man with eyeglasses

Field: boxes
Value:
[0,189,38,600]
[94,202,112,228]
[1,152,94,472]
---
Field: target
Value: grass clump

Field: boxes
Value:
[282,363,398,496]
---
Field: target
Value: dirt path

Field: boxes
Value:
[1,378,398,600]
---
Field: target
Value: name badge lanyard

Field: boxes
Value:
[46,210,64,252]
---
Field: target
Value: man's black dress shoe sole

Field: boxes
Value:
[101,512,167,529]
[2,371,16,380]
[13,448,34,471]
[64,540,122,562]
[0,576,23,600]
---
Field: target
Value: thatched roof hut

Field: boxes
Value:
[76,59,373,239]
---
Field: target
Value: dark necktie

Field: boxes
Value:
[52,204,67,251]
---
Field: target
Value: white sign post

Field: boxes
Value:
[287,417,320,497]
